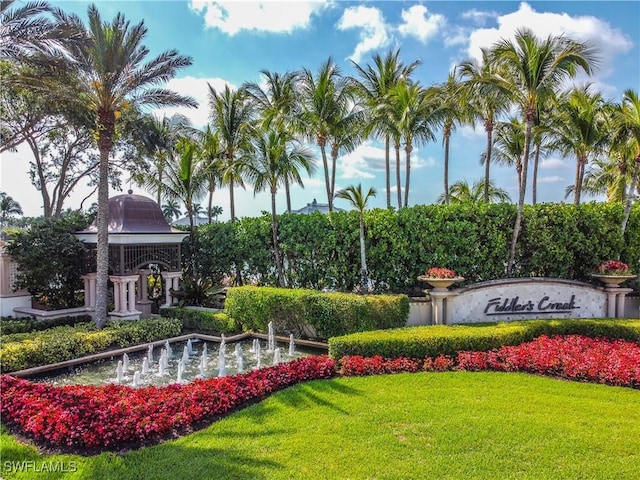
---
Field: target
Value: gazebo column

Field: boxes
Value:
[81,273,97,309]
[136,269,153,318]
[161,271,182,307]
[109,275,141,320]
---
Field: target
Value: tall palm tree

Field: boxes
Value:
[334,184,377,293]
[351,49,420,207]
[208,84,252,222]
[197,126,225,223]
[490,28,597,274]
[298,58,352,211]
[610,89,640,234]
[242,127,316,287]
[550,85,609,204]
[244,69,300,212]
[490,118,526,189]
[161,199,182,222]
[0,191,23,226]
[436,179,511,204]
[37,5,196,326]
[457,47,511,203]
[389,79,440,207]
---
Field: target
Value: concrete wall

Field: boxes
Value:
[0,251,32,317]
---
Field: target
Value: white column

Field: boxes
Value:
[615,288,633,318]
[138,270,151,301]
[127,279,137,313]
[81,273,97,308]
[604,288,618,318]
[111,277,121,312]
[161,271,182,306]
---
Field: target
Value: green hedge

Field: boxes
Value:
[224,286,409,339]
[159,307,238,334]
[0,315,92,335]
[0,317,182,373]
[187,203,639,294]
[328,318,640,359]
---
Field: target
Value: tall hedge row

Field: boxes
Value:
[188,202,639,294]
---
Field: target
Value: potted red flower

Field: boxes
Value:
[418,267,464,292]
[592,260,636,287]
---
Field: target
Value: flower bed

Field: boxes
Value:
[1,334,638,453]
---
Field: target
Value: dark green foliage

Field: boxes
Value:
[189,203,638,294]
[0,317,182,372]
[171,275,225,308]
[159,307,238,334]
[225,286,409,339]
[328,318,640,359]
[0,315,92,335]
[6,215,90,308]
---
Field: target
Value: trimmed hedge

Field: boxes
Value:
[328,318,640,359]
[0,315,92,335]
[0,317,182,373]
[159,307,238,334]
[225,286,409,339]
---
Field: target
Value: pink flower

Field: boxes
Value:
[595,260,631,275]
[425,267,458,279]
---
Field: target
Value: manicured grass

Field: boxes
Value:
[2,372,639,479]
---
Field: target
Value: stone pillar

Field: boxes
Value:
[138,269,151,301]
[109,275,142,319]
[604,288,618,317]
[81,273,97,308]
[429,291,451,325]
[615,288,634,318]
[161,271,182,306]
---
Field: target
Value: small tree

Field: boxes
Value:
[7,214,89,308]
[335,184,377,293]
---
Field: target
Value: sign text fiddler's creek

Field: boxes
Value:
[484,295,580,316]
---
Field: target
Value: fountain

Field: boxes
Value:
[187,339,194,356]
[176,359,184,383]
[164,340,172,359]
[218,347,226,377]
[158,358,166,377]
[267,322,275,353]
[235,343,244,373]
[255,340,262,369]
[289,334,295,356]
[273,347,281,365]
[122,353,130,372]
[147,344,154,363]
[181,345,190,364]
[141,357,150,375]
[132,371,141,387]
[115,360,124,384]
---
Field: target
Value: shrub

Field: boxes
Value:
[328,318,640,359]
[0,315,92,335]
[0,317,182,372]
[159,307,238,334]
[224,286,409,339]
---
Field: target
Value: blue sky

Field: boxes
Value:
[1,1,638,220]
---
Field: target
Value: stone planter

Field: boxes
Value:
[591,274,637,287]
[417,275,465,292]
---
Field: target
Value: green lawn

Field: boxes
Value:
[2,371,639,479]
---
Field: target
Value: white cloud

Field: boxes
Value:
[461,8,498,26]
[189,0,331,35]
[540,157,567,170]
[537,175,565,184]
[154,76,237,128]
[337,5,390,63]
[398,5,445,44]
[466,2,633,85]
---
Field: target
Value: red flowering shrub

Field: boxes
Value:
[595,260,632,275]
[424,267,458,279]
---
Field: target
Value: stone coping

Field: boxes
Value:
[454,277,605,294]
[12,306,91,319]
[7,332,328,378]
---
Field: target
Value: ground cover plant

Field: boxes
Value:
[1,372,639,479]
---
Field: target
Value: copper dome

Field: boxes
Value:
[84,193,174,233]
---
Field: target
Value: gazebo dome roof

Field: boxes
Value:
[83,193,175,233]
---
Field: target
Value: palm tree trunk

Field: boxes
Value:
[385,135,391,208]
[443,129,451,205]
[532,141,541,205]
[285,178,291,213]
[229,177,236,222]
[208,185,214,223]
[395,141,402,209]
[621,155,640,234]
[319,143,332,211]
[95,146,110,328]
[483,118,494,203]
[404,143,412,208]
[271,189,286,287]
[359,215,368,294]
[507,117,532,276]
[330,148,337,206]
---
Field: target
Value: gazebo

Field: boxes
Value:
[75,192,188,319]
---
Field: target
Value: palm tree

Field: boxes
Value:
[389,79,440,207]
[351,49,420,207]
[0,191,23,226]
[208,84,252,222]
[197,126,225,223]
[37,5,196,326]
[242,127,316,287]
[436,179,511,204]
[208,205,223,222]
[490,118,526,190]
[457,47,511,203]
[334,184,377,293]
[298,58,352,211]
[490,28,597,274]
[244,69,300,212]
[550,85,608,204]
[609,89,640,234]
[161,199,182,222]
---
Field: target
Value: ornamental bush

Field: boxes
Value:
[225,286,409,339]
[160,307,238,334]
[0,317,182,372]
[328,318,640,359]
[0,315,92,335]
